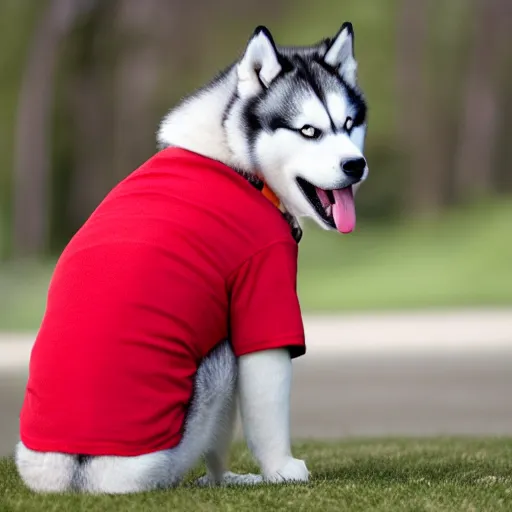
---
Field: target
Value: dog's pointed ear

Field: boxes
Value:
[323,22,357,87]
[237,26,282,98]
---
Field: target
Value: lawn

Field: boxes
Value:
[1,200,511,331]
[298,199,512,312]
[1,439,511,511]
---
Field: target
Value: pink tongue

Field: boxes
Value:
[332,187,356,233]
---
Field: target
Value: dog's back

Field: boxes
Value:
[19,147,298,460]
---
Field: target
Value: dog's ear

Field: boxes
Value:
[323,22,358,87]
[237,26,281,98]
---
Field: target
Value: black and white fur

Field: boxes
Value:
[158,22,368,229]
[16,23,368,493]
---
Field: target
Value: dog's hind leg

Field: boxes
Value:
[196,387,264,487]
[196,351,238,485]
[78,340,238,494]
[202,393,241,483]
[15,442,79,492]
[196,344,262,487]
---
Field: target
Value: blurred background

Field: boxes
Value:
[1,0,512,327]
[0,0,512,456]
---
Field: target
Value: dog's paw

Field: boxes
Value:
[195,471,263,487]
[264,457,309,484]
[223,471,263,486]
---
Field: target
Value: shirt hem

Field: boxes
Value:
[20,433,182,457]
[233,334,306,359]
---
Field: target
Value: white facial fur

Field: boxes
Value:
[157,24,367,230]
[251,91,367,226]
[227,25,367,229]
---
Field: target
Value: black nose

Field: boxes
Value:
[342,158,366,180]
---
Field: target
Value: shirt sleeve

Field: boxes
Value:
[229,241,306,359]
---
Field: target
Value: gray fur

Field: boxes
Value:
[158,23,368,231]
[16,22,369,494]
[16,340,237,493]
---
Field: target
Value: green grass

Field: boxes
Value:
[1,439,512,511]
[1,200,512,331]
[0,259,53,332]
[298,198,512,312]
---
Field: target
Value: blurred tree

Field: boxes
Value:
[112,0,165,181]
[453,0,506,200]
[5,0,512,258]
[396,0,444,215]
[63,2,117,234]
[396,0,439,211]
[54,0,286,242]
[427,0,472,205]
[12,0,95,256]
[495,58,512,193]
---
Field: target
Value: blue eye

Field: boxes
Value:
[344,117,354,132]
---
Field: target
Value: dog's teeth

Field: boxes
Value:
[325,205,332,216]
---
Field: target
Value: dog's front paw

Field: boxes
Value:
[264,457,309,484]
[195,471,263,487]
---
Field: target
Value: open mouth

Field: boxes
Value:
[296,177,356,234]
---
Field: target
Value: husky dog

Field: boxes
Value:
[159,23,368,235]
[16,23,367,493]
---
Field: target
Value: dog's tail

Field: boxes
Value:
[166,339,237,483]
[16,341,237,494]
[75,340,237,493]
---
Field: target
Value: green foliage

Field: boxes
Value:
[0,0,454,256]
[298,198,512,311]
[1,0,510,315]
[0,1,43,258]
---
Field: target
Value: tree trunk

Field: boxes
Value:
[12,0,92,256]
[487,0,512,193]
[396,0,445,215]
[66,2,116,230]
[453,0,503,201]
[111,0,165,181]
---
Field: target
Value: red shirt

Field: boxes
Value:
[20,148,305,457]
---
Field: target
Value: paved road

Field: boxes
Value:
[1,310,512,458]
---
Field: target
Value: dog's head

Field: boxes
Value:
[225,23,368,233]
